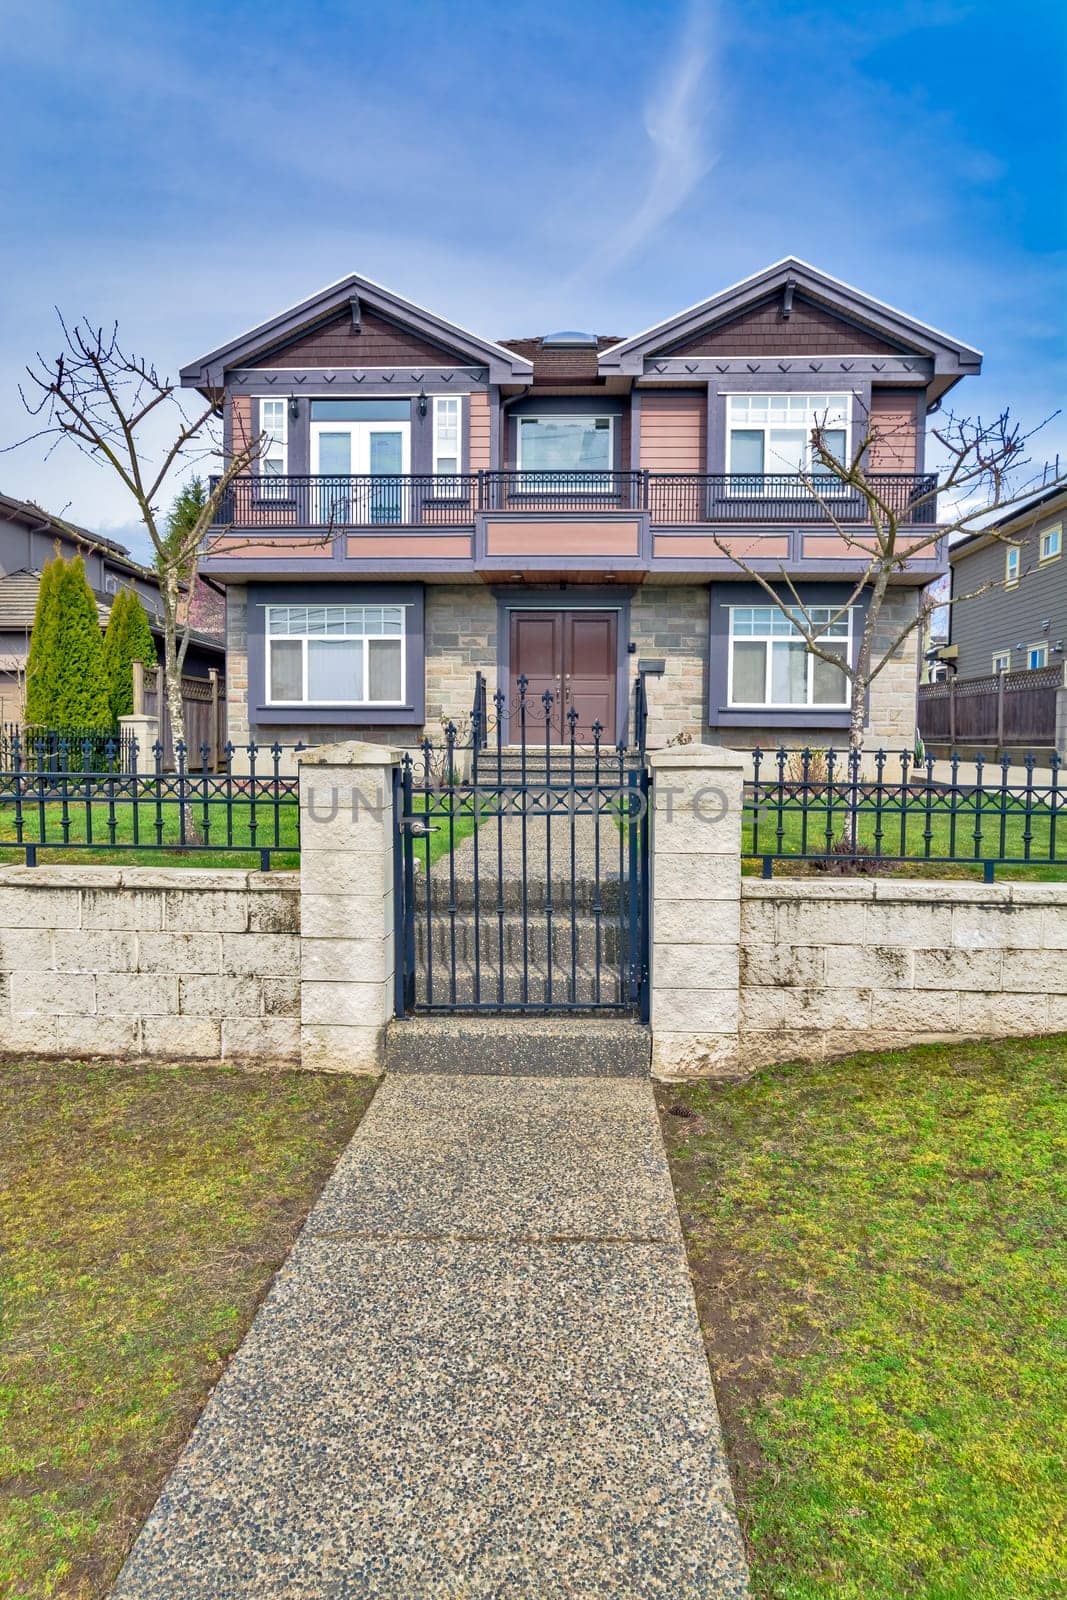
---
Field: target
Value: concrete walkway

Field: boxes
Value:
[113,1070,749,1598]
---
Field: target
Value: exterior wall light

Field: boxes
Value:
[288,397,299,422]
[418,391,428,418]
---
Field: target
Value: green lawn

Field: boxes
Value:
[658,1037,1067,1599]
[0,1060,376,1599]
[0,797,300,870]
[744,784,1067,879]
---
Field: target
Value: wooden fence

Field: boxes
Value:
[133,661,225,769]
[918,663,1064,751]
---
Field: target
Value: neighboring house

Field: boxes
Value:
[180,258,982,753]
[0,492,225,721]
[947,483,1067,678]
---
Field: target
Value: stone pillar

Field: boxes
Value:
[119,714,160,760]
[647,745,744,1080]
[298,740,400,1074]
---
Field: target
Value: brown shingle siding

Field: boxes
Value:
[669,294,903,357]
[248,308,468,369]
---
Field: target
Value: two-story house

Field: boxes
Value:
[181,258,981,755]
[947,482,1067,677]
[0,491,225,722]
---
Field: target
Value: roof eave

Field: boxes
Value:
[180,271,534,387]
[597,257,983,377]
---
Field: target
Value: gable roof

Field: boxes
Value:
[596,258,983,383]
[950,480,1067,562]
[181,271,535,388]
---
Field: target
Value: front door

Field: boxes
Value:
[311,420,410,524]
[509,609,618,744]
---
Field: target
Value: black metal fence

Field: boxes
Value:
[211,470,938,527]
[746,746,1066,879]
[394,679,650,1015]
[0,724,138,772]
[0,738,301,867]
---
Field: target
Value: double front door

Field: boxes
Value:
[311,420,410,524]
[509,609,618,744]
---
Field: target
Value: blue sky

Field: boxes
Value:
[1,0,1064,560]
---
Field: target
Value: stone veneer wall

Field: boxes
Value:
[0,866,300,1062]
[737,877,1067,1072]
[224,579,919,756]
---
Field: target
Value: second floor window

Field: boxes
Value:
[1028,642,1049,669]
[260,399,288,480]
[433,397,461,490]
[727,394,849,485]
[517,415,613,487]
[1005,546,1020,586]
[1040,524,1062,562]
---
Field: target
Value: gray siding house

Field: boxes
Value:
[181,258,983,757]
[948,484,1067,677]
[0,493,224,721]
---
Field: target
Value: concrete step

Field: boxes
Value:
[415,911,626,966]
[414,959,627,1011]
[416,873,630,914]
[384,1016,652,1077]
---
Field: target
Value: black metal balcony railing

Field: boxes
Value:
[210,470,939,529]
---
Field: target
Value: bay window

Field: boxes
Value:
[728,604,851,708]
[517,415,613,488]
[266,603,405,705]
[727,394,849,487]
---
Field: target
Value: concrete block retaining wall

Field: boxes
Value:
[0,866,300,1063]
[736,878,1067,1072]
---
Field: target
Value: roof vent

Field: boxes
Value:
[541,330,599,348]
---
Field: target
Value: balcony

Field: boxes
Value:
[210,470,939,529]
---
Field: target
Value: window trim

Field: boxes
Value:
[264,602,409,708]
[1027,642,1049,669]
[1039,524,1062,564]
[726,603,852,710]
[515,413,615,488]
[991,650,1011,673]
[725,392,851,484]
[1004,545,1021,587]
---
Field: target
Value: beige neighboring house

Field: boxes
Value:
[0,492,225,723]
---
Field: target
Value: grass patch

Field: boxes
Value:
[0,1059,376,1598]
[658,1036,1067,1599]
[743,787,1067,880]
[0,799,299,870]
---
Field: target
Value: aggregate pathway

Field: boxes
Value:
[112,1072,750,1598]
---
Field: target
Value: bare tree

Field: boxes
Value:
[711,405,1066,752]
[12,315,267,758]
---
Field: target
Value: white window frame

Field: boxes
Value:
[515,414,615,490]
[259,398,288,479]
[264,603,408,707]
[725,393,851,493]
[1028,642,1049,669]
[432,395,463,495]
[1039,523,1062,563]
[991,651,1011,673]
[727,604,853,710]
[1004,545,1020,586]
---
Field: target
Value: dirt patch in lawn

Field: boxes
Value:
[0,1059,376,1600]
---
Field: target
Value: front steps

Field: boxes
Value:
[384,1016,651,1077]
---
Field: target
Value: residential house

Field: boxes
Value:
[0,492,225,722]
[947,482,1067,677]
[180,258,982,756]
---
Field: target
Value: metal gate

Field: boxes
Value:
[394,678,649,1016]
